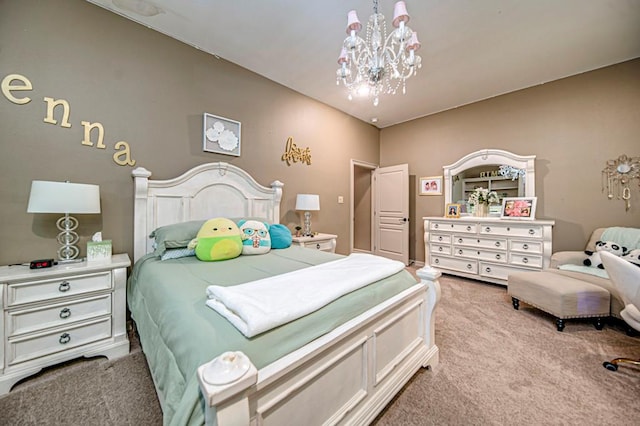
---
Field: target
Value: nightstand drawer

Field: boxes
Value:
[8,317,112,366]
[303,240,334,251]
[7,294,112,337]
[7,272,112,307]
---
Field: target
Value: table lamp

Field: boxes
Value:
[295,194,320,237]
[27,180,101,261]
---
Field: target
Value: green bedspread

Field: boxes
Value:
[127,246,418,426]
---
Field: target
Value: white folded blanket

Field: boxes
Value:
[205,253,405,337]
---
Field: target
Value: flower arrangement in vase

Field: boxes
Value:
[468,187,499,217]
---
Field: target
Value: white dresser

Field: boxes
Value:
[423,217,554,285]
[0,254,130,394]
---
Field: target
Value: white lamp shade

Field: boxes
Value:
[295,194,320,211]
[27,180,101,214]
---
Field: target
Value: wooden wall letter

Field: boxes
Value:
[81,121,106,148]
[281,137,311,166]
[113,141,136,166]
[1,74,33,105]
[43,97,72,128]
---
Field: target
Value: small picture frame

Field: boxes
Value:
[419,176,443,196]
[203,113,241,156]
[500,197,537,220]
[445,203,461,218]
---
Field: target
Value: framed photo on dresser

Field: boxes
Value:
[500,197,537,220]
[445,203,461,218]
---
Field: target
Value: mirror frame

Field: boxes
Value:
[443,149,536,205]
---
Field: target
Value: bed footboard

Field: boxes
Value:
[198,266,441,425]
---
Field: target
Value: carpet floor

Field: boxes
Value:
[1,272,638,425]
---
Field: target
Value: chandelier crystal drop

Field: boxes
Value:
[336,0,422,106]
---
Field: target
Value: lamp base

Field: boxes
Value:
[302,211,313,237]
[56,214,81,261]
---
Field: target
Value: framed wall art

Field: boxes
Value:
[203,113,241,156]
[419,176,443,196]
[500,197,537,220]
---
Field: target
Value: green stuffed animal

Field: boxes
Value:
[187,217,243,261]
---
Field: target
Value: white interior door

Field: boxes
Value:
[373,164,409,265]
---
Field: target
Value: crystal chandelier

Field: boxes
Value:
[336,0,422,106]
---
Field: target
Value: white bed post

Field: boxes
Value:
[416,265,442,367]
[132,167,152,263]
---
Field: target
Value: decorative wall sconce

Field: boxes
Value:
[602,154,640,211]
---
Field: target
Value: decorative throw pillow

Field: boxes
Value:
[237,219,271,255]
[187,218,243,261]
[150,220,205,257]
[269,224,293,249]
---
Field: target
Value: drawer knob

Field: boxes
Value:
[58,281,70,292]
[528,229,535,235]
[523,257,529,264]
[485,227,491,232]
[438,247,443,252]
[59,308,71,319]
[495,241,501,247]
[495,254,501,260]
[438,236,443,241]
[466,264,473,270]
[434,224,439,229]
[59,333,71,344]
[507,227,511,231]
[485,267,491,273]
[434,258,440,264]
[523,243,529,250]
[316,243,320,249]
[466,226,472,231]
[458,238,463,243]
[458,249,463,255]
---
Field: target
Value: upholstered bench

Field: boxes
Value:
[508,271,610,331]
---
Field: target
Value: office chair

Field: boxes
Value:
[600,251,640,371]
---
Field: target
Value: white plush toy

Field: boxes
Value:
[622,248,640,268]
[583,240,627,269]
[237,219,271,255]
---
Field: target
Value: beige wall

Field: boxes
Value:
[381,59,640,263]
[0,0,379,265]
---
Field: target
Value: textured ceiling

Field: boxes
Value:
[86,0,640,128]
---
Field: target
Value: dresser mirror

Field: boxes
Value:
[443,149,536,212]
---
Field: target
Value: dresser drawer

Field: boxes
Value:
[431,221,476,234]
[479,224,543,239]
[509,253,543,268]
[453,235,507,250]
[431,256,478,274]
[454,247,507,263]
[509,240,543,254]
[7,272,112,307]
[302,239,334,251]
[430,234,451,244]
[7,294,112,337]
[7,317,112,366]
[430,244,451,255]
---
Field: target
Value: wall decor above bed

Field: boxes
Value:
[203,113,241,156]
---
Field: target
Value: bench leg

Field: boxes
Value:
[511,297,520,310]
[556,318,565,332]
[594,317,604,330]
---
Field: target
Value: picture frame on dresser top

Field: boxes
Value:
[445,203,460,218]
[500,197,537,220]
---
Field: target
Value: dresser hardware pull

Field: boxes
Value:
[438,247,443,252]
[316,244,320,249]
[495,241,501,247]
[434,259,440,264]
[59,333,71,344]
[438,236,443,241]
[528,229,535,235]
[496,254,501,260]
[507,227,510,231]
[523,257,529,264]
[458,238,463,243]
[523,244,529,250]
[466,226,472,231]
[485,227,491,232]
[459,249,463,255]
[486,267,491,273]
[58,281,70,292]
[467,264,472,270]
[59,308,71,319]
[434,224,439,229]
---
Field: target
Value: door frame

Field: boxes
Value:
[350,159,378,254]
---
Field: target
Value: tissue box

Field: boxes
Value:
[87,240,112,262]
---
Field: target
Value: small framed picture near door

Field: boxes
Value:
[419,176,443,196]
[203,113,241,156]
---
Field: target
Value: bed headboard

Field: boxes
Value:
[131,162,284,262]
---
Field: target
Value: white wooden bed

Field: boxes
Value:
[131,162,441,425]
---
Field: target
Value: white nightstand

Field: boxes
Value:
[0,253,131,395]
[291,233,338,253]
